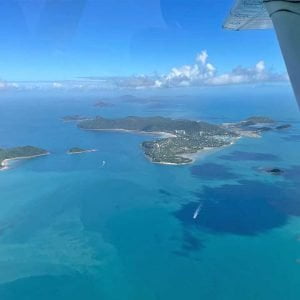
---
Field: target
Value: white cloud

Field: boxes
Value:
[256,60,265,72]
[0,51,288,91]
[0,80,20,90]
[52,82,64,89]
[152,51,287,89]
[0,80,7,90]
[206,60,284,86]
[196,50,208,65]
[155,51,218,88]
[9,82,20,88]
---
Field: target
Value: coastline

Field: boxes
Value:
[144,139,238,166]
[81,128,177,138]
[180,147,222,163]
[0,152,50,171]
[180,139,238,164]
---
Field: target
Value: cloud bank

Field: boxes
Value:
[0,51,288,91]
[153,51,287,88]
[0,80,20,90]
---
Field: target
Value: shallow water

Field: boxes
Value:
[0,86,300,300]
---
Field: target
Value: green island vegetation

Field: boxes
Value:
[0,146,48,170]
[67,147,95,154]
[239,116,276,126]
[76,115,289,165]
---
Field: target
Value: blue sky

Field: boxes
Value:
[0,0,286,83]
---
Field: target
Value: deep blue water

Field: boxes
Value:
[0,85,300,300]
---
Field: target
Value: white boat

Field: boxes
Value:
[193,204,203,219]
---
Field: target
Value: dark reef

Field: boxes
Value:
[174,180,288,236]
[220,151,280,162]
[190,163,238,180]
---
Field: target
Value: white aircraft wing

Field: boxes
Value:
[223,0,273,30]
[224,0,300,107]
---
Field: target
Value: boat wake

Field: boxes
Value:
[193,203,203,220]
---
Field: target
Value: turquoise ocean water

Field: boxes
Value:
[0,85,300,299]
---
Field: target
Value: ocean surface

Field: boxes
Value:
[0,85,300,300]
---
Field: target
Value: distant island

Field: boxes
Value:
[75,115,289,165]
[276,124,291,130]
[265,168,284,175]
[222,116,291,137]
[0,146,49,170]
[67,147,97,154]
[256,167,285,176]
[62,115,91,122]
[94,100,114,108]
[238,116,275,126]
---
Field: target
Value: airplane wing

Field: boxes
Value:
[223,0,273,30]
[224,0,300,107]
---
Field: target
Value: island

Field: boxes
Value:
[94,100,114,108]
[222,115,291,137]
[77,116,237,165]
[74,115,289,165]
[239,116,275,126]
[0,146,49,170]
[62,115,91,122]
[263,168,284,175]
[276,124,291,130]
[67,147,97,154]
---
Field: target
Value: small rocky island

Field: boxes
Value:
[238,116,275,126]
[67,147,96,154]
[266,168,284,175]
[75,115,289,165]
[259,167,285,176]
[276,124,291,130]
[0,146,49,170]
[62,115,91,122]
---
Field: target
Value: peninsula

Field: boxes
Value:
[0,146,49,170]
